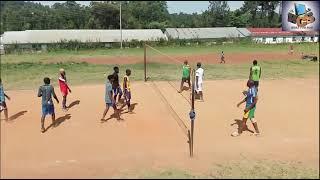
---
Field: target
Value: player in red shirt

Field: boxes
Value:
[58,69,72,111]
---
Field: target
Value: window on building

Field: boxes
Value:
[273,37,277,42]
[292,37,296,41]
[262,37,266,42]
[311,36,314,41]
[302,36,305,41]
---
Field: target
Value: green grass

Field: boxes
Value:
[1,60,318,90]
[120,160,319,179]
[1,43,319,64]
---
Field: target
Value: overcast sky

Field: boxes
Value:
[31,1,245,14]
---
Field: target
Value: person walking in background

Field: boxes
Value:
[289,44,294,55]
[249,60,262,91]
[195,62,204,102]
[0,78,11,121]
[220,51,225,64]
[112,66,123,105]
[58,68,72,111]
[178,60,191,93]
[38,77,59,133]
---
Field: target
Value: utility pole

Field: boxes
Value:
[120,1,122,49]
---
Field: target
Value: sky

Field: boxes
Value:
[31,1,245,14]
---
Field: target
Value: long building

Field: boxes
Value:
[0,28,318,47]
[248,28,319,44]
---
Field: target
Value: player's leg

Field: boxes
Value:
[62,95,67,109]
[2,102,9,121]
[49,104,55,126]
[113,88,118,104]
[232,110,249,137]
[112,103,120,120]
[178,78,185,93]
[187,77,191,89]
[101,104,110,120]
[41,104,47,132]
[118,87,123,102]
[126,91,132,112]
[249,107,260,135]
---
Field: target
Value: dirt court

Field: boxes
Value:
[61,51,306,65]
[1,78,319,178]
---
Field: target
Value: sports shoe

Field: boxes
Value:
[231,131,240,137]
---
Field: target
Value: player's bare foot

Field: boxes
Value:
[41,128,45,133]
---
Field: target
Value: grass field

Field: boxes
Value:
[1,60,319,90]
[1,43,319,64]
[122,160,319,179]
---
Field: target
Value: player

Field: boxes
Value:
[38,77,59,133]
[101,75,120,121]
[0,78,11,121]
[120,69,132,113]
[112,66,123,105]
[232,80,260,137]
[178,60,191,93]
[220,51,225,64]
[289,44,294,55]
[249,60,262,92]
[58,68,72,111]
[195,62,204,101]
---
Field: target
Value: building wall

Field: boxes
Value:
[252,36,319,44]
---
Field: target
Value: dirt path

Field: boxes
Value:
[77,51,305,65]
[1,78,319,178]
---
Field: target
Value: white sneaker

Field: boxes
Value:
[231,131,240,137]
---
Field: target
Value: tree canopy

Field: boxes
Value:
[0,1,281,34]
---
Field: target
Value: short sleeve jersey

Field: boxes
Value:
[38,85,55,105]
[105,81,113,104]
[246,86,257,107]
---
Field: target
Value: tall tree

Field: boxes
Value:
[207,1,231,27]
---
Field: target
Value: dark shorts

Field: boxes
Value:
[106,102,115,107]
[253,81,259,88]
[42,104,55,116]
[113,86,123,96]
[182,77,190,83]
[124,89,131,100]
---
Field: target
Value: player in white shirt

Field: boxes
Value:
[195,62,204,101]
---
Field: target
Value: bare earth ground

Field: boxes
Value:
[1,78,319,178]
[56,51,304,65]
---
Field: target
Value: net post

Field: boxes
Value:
[144,43,147,82]
[190,68,196,157]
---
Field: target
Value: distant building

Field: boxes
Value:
[164,27,250,40]
[248,28,319,44]
[2,29,167,45]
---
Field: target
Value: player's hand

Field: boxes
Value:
[244,108,249,113]
[56,100,59,104]
[69,89,72,93]
[237,103,241,108]
[7,97,11,101]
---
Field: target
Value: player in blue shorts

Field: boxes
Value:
[38,77,59,133]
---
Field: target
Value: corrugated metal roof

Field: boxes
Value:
[237,28,251,37]
[165,27,246,39]
[2,29,167,44]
